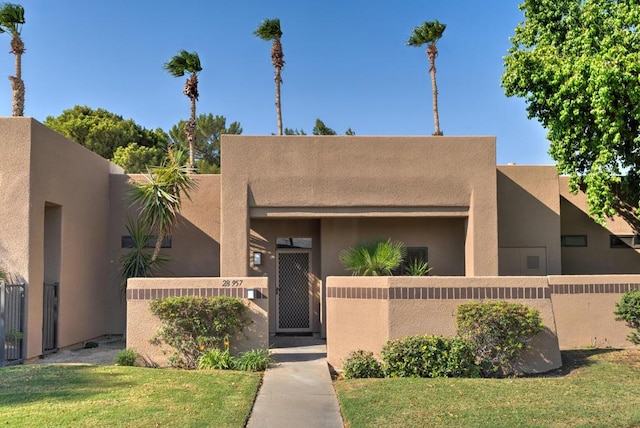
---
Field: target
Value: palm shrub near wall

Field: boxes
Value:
[381,335,479,378]
[149,296,251,369]
[614,290,640,344]
[339,238,407,276]
[456,301,543,377]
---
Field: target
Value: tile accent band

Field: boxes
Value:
[126,287,268,300]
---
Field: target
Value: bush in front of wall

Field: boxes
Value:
[615,290,640,345]
[198,348,236,370]
[149,296,251,369]
[381,335,479,378]
[342,350,384,379]
[456,301,543,377]
[235,349,274,372]
[115,348,140,366]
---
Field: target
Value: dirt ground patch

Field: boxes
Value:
[33,335,125,366]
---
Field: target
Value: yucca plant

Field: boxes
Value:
[404,258,433,276]
[339,238,407,276]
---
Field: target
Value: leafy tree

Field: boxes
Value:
[112,143,165,173]
[345,127,356,136]
[407,20,446,136]
[45,105,169,160]
[128,147,195,262]
[164,50,202,169]
[339,238,407,276]
[168,113,242,173]
[502,0,640,223]
[255,18,285,135]
[0,3,25,116]
[284,128,306,135]
[312,118,337,136]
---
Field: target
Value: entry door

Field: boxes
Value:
[276,250,312,333]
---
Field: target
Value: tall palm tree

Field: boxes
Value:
[255,18,284,135]
[163,50,202,169]
[0,3,25,116]
[407,20,446,136]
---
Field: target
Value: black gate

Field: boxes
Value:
[1,282,25,366]
[43,282,58,354]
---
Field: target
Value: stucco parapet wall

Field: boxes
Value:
[326,276,551,300]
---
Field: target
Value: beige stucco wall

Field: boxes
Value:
[221,136,499,278]
[497,166,562,275]
[126,277,268,367]
[326,276,562,374]
[559,177,640,274]
[549,275,640,348]
[0,118,121,359]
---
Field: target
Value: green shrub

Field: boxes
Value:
[115,349,139,366]
[235,349,273,372]
[198,348,236,370]
[342,350,384,379]
[456,301,543,377]
[403,259,433,276]
[615,290,640,344]
[149,296,251,369]
[339,238,407,276]
[381,335,479,378]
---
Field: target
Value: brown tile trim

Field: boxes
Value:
[126,287,268,300]
[325,286,551,300]
[549,283,640,295]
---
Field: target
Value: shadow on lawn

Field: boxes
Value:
[530,348,622,378]
[0,365,131,406]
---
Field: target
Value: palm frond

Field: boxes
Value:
[163,50,202,77]
[339,238,406,276]
[254,18,282,40]
[407,20,446,47]
[117,217,155,296]
[0,3,24,34]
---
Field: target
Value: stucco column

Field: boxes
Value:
[466,190,499,276]
[220,181,250,277]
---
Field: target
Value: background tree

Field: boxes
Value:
[407,20,446,136]
[284,127,306,135]
[502,0,640,224]
[45,105,169,161]
[112,143,166,173]
[345,127,356,136]
[255,18,284,135]
[164,50,202,169]
[0,3,25,116]
[312,118,337,135]
[168,113,242,173]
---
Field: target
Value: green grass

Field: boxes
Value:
[335,349,640,428]
[0,364,261,427]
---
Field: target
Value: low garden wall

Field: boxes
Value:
[326,276,562,373]
[126,277,268,367]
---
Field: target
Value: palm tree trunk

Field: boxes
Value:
[275,65,283,135]
[188,96,196,169]
[427,44,442,136]
[151,230,164,263]
[10,52,24,117]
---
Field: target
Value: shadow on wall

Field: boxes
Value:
[516,326,563,374]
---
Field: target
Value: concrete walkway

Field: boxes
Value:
[246,336,344,428]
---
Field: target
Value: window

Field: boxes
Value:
[561,235,588,247]
[610,235,640,249]
[394,247,428,275]
[121,236,172,249]
[276,238,312,249]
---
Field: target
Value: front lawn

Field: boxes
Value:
[335,349,640,428]
[0,364,261,427]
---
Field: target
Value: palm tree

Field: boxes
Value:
[407,20,446,136]
[255,18,284,135]
[0,3,25,116]
[339,238,407,276]
[128,147,196,262]
[163,50,202,169]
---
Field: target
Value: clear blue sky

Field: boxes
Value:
[1,0,552,165]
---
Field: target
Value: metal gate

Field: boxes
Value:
[1,282,25,366]
[43,282,59,354]
[276,250,312,333]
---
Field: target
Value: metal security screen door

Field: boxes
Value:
[276,250,312,333]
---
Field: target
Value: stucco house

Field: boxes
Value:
[1,117,639,370]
